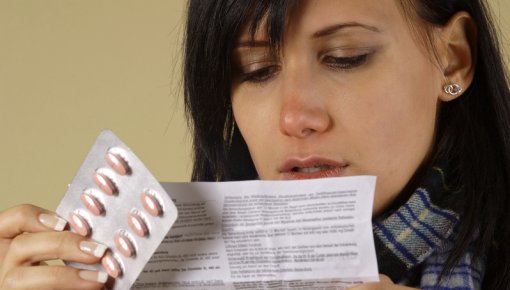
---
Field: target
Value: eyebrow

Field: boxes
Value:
[312,22,381,38]
[235,22,381,48]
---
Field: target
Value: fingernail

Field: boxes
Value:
[80,240,108,258]
[38,213,67,231]
[79,270,108,283]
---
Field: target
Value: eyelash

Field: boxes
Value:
[240,65,281,83]
[321,54,370,71]
[239,53,371,84]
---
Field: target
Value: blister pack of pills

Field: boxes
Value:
[56,130,178,290]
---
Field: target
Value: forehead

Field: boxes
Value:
[239,0,407,41]
[289,0,405,34]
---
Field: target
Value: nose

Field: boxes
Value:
[279,76,331,138]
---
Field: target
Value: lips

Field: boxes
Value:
[278,157,348,180]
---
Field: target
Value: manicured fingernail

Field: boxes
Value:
[79,270,108,283]
[38,213,67,231]
[80,240,108,258]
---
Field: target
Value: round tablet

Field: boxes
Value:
[93,172,117,195]
[101,252,123,278]
[68,212,91,237]
[114,231,136,258]
[128,211,149,237]
[105,151,131,175]
[140,191,163,217]
[80,191,105,216]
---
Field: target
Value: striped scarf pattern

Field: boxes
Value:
[373,168,485,289]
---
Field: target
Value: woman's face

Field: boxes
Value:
[231,0,444,215]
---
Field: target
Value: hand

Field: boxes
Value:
[0,204,109,290]
[348,275,418,290]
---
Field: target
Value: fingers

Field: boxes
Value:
[0,205,111,290]
[1,265,107,290]
[378,274,393,283]
[0,204,67,239]
[3,231,107,269]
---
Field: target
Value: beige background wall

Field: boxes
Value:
[1,1,509,212]
[0,1,189,211]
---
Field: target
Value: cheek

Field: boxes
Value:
[364,89,438,153]
[231,86,279,177]
[350,72,440,213]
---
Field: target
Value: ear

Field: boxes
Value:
[437,12,477,102]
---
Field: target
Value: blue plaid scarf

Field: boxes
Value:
[373,167,485,289]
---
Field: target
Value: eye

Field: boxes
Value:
[240,65,280,83]
[321,54,370,70]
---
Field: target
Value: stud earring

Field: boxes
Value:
[444,84,463,96]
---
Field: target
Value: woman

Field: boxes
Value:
[0,0,509,289]
[183,0,510,288]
